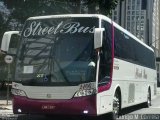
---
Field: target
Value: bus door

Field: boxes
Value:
[97,20,113,92]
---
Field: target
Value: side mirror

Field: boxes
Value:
[1,31,20,55]
[94,28,104,49]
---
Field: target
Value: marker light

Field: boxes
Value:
[74,89,96,97]
[83,110,89,114]
[18,109,22,113]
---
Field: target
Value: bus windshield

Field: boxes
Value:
[15,17,99,86]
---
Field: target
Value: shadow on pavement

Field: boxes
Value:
[120,103,145,115]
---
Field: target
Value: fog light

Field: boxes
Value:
[18,109,22,113]
[83,110,88,114]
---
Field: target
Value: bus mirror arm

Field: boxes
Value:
[94,28,104,49]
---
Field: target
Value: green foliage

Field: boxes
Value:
[2,0,72,23]
[0,0,119,36]
[99,0,119,15]
[84,0,119,14]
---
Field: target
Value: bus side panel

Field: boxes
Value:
[96,91,113,115]
[97,56,156,115]
[113,58,157,109]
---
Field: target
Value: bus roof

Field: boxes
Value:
[27,14,102,20]
[27,14,154,52]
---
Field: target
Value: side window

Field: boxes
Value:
[98,21,112,86]
[114,27,155,69]
[134,41,155,69]
[114,28,135,61]
[114,29,121,58]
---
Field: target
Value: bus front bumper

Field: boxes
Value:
[12,95,97,116]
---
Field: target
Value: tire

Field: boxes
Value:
[110,91,121,120]
[144,89,151,108]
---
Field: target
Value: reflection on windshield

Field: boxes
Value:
[15,34,96,86]
[15,17,98,86]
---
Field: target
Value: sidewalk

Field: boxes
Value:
[0,100,13,114]
[157,87,160,95]
[0,89,13,114]
[0,100,12,110]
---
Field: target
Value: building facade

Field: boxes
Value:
[151,0,160,56]
[112,0,160,47]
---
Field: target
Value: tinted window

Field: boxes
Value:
[15,17,99,86]
[114,28,155,69]
[98,20,112,86]
[114,28,135,62]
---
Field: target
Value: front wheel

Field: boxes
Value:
[111,92,121,120]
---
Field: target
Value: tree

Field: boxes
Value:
[68,0,119,14]
[0,0,120,39]
[98,0,119,15]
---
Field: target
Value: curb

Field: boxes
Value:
[0,100,12,110]
[0,105,12,110]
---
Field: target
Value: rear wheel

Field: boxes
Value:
[144,89,151,108]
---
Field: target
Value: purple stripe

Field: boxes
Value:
[13,95,97,116]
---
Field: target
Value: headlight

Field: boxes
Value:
[11,89,27,97]
[74,89,96,97]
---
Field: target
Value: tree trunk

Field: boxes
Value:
[75,0,81,13]
[88,2,97,14]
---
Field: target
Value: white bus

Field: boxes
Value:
[1,14,157,119]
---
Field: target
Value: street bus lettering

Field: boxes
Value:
[23,21,95,37]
